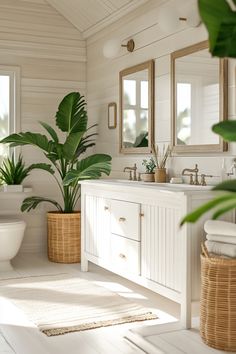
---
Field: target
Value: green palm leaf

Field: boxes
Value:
[27,163,55,175]
[63,154,112,186]
[199,0,236,57]
[56,92,87,134]
[213,179,236,192]
[212,202,236,219]
[39,121,59,143]
[212,121,236,142]
[63,131,84,161]
[0,132,55,153]
[180,194,236,225]
[21,196,62,212]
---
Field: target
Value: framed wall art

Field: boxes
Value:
[108,102,117,129]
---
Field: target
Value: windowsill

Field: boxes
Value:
[0,186,32,193]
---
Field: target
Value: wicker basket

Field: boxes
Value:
[47,211,81,264]
[200,244,236,351]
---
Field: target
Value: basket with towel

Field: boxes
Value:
[200,220,236,352]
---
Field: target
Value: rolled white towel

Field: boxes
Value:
[206,234,236,245]
[205,240,236,258]
[204,220,236,237]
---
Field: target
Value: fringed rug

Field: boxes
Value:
[0,274,157,336]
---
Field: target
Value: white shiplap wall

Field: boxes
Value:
[0,0,85,253]
[87,0,236,183]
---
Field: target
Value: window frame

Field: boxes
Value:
[0,65,20,157]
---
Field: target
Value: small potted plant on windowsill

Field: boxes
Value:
[0,154,49,192]
[141,157,156,182]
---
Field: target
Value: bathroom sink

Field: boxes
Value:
[99,179,214,191]
[150,182,213,191]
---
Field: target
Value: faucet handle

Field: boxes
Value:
[201,174,213,186]
[189,174,194,185]
[133,163,137,181]
[183,173,194,184]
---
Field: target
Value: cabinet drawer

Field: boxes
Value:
[111,200,140,241]
[111,234,140,275]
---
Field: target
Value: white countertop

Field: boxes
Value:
[80,179,214,193]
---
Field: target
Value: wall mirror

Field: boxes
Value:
[119,60,154,154]
[171,41,228,154]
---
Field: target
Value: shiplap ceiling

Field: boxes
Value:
[45,0,149,38]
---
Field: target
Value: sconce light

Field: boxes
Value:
[157,0,200,33]
[103,38,135,58]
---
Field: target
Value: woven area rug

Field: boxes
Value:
[0,274,157,336]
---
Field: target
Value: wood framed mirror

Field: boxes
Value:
[171,41,228,154]
[119,60,154,154]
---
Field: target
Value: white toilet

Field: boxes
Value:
[0,217,26,271]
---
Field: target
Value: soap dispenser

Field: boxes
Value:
[221,158,227,181]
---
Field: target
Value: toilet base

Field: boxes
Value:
[0,261,13,272]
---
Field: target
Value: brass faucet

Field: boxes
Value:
[182,164,199,185]
[182,164,213,186]
[123,163,137,181]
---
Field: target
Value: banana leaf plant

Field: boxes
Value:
[0,92,112,213]
[181,0,236,225]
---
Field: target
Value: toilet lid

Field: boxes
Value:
[0,217,25,226]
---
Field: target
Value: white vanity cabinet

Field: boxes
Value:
[80,180,234,328]
[83,195,111,264]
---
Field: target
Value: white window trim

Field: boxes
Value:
[0,65,20,134]
[0,65,20,158]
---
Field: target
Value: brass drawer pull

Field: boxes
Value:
[119,253,126,259]
[119,217,126,222]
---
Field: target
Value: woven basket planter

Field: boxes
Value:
[47,211,81,264]
[200,244,236,351]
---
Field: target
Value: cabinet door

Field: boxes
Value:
[141,204,182,292]
[84,195,110,262]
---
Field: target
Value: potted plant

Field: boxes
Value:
[0,92,112,263]
[152,144,172,183]
[0,154,52,192]
[141,157,156,182]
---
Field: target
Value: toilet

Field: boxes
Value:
[0,217,26,271]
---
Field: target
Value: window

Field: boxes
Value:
[0,66,20,159]
[123,75,148,147]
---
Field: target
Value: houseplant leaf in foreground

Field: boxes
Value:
[180,194,236,225]
[199,0,236,57]
[212,120,236,142]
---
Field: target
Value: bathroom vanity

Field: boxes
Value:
[80,180,234,328]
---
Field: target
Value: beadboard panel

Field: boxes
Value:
[0,0,85,253]
[141,204,182,293]
[87,0,236,181]
[84,195,110,259]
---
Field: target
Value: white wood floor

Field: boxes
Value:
[126,320,236,354]
[0,254,230,354]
